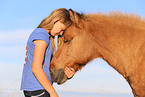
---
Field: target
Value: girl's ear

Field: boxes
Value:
[69,9,80,26]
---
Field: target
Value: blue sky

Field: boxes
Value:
[0,0,145,96]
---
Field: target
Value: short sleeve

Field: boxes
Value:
[32,30,50,46]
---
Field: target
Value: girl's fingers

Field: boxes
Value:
[69,67,75,72]
[64,67,75,78]
[64,70,71,78]
[65,67,75,72]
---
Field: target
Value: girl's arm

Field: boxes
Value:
[32,40,58,97]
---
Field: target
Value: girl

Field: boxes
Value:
[21,8,75,97]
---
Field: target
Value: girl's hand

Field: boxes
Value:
[64,67,75,78]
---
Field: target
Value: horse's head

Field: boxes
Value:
[50,9,98,84]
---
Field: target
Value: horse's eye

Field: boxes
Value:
[64,36,73,43]
[64,39,72,43]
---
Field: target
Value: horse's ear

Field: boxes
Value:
[69,9,80,26]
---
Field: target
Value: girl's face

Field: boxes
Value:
[50,21,66,36]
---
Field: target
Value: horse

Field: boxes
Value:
[50,9,145,97]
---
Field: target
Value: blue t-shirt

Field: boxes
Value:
[20,28,53,91]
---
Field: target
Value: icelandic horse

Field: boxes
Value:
[50,9,145,97]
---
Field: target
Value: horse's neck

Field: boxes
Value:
[91,22,130,76]
[87,17,145,76]
[96,43,123,74]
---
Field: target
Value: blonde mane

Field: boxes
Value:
[85,11,145,27]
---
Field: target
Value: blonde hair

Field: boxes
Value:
[37,8,72,54]
[37,8,72,30]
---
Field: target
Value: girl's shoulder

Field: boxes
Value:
[29,28,50,45]
[33,28,47,34]
[30,28,49,37]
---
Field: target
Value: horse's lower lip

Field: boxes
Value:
[57,82,61,85]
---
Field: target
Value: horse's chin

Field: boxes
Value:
[50,68,68,85]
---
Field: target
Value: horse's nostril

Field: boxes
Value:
[50,69,53,76]
[50,69,56,82]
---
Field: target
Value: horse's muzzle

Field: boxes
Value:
[50,68,68,84]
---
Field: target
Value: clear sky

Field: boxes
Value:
[0,0,145,96]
